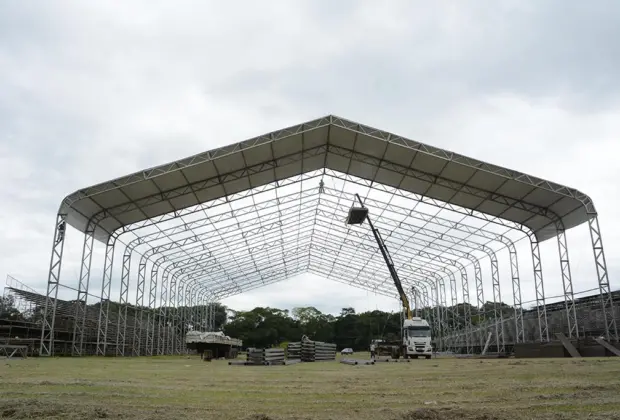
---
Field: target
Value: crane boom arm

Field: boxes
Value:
[355,194,412,320]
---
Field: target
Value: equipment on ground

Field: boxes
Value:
[347,194,433,359]
[185,331,242,359]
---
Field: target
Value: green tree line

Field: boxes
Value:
[1,294,515,350]
[221,302,516,350]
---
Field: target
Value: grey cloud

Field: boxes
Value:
[209,0,620,116]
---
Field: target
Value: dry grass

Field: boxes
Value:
[1,354,620,419]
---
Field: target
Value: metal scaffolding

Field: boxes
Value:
[22,114,617,357]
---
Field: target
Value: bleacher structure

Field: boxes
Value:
[444,290,620,353]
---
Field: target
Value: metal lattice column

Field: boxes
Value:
[588,215,618,341]
[489,251,505,354]
[529,234,549,342]
[116,251,131,356]
[40,214,67,357]
[96,234,117,355]
[72,222,96,356]
[507,242,524,343]
[555,223,577,338]
[132,255,149,356]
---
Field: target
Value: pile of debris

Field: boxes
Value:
[300,335,337,362]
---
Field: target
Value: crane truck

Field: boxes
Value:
[346,194,433,359]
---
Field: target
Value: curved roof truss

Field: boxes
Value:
[36,116,620,359]
[59,115,596,243]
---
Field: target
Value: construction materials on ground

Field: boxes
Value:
[300,335,337,362]
[186,331,242,359]
[186,331,242,347]
[341,359,374,365]
[287,341,301,359]
[247,347,285,365]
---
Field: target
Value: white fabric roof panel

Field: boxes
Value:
[58,115,596,243]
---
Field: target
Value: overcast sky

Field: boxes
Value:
[1,0,619,316]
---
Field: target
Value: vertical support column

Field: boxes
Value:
[157,266,177,355]
[40,214,67,357]
[449,271,458,346]
[506,242,524,343]
[556,223,578,338]
[205,294,212,331]
[208,300,215,331]
[489,251,505,354]
[176,281,188,354]
[529,235,549,342]
[470,257,485,348]
[96,235,116,355]
[412,286,420,317]
[430,280,443,352]
[193,290,203,330]
[116,252,131,356]
[132,256,148,356]
[421,288,430,323]
[206,298,213,331]
[437,277,449,351]
[458,265,473,355]
[72,222,96,356]
[588,215,618,341]
[158,267,170,355]
[146,262,159,356]
[193,289,205,330]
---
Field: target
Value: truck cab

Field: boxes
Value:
[403,317,433,359]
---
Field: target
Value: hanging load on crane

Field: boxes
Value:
[346,194,433,359]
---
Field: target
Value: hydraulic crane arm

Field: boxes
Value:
[353,194,412,320]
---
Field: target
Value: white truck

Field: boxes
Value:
[402,317,433,359]
[371,317,433,359]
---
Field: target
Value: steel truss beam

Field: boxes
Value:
[104,184,508,354]
[41,151,613,356]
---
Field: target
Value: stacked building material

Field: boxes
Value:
[246,348,286,365]
[287,341,301,359]
[300,336,337,362]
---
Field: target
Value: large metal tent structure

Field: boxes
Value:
[31,115,616,357]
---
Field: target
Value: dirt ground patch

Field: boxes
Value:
[1,355,620,419]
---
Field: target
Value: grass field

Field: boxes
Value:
[1,354,620,420]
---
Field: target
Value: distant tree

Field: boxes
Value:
[0,295,22,320]
[340,307,356,317]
